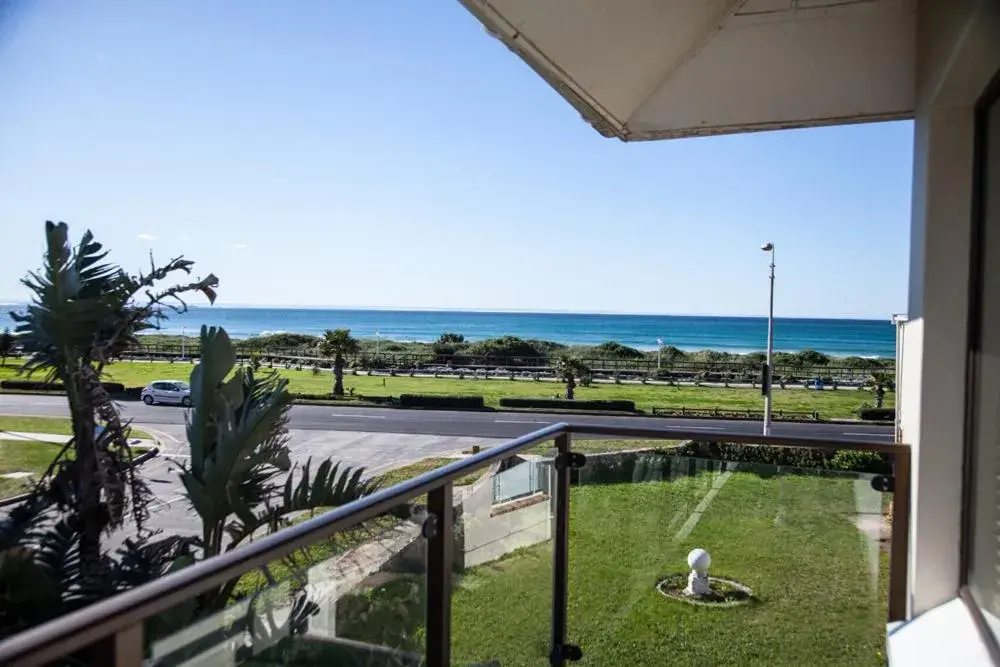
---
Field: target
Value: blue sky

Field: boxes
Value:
[0,1,913,319]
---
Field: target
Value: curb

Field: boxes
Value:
[0,389,895,426]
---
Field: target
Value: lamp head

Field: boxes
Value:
[761,242,774,252]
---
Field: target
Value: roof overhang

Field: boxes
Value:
[460,0,916,141]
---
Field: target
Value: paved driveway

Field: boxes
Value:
[127,424,502,545]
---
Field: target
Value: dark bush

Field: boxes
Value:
[595,341,644,359]
[1,379,126,393]
[291,392,334,401]
[399,394,485,409]
[464,336,548,363]
[433,332,467,356]
[669,441,891,475]
[858,407,895,421]
[651,406,820,421]
[672,441,830,469]
[499,397,635,411]
[235,333,319,351]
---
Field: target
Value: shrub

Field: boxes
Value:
[669,441,891,475]
[464,336,547,363]
[236,332,319,351]
[433,332,466,356]
[858,407,895,421]
[499,397,635,411]
[290,392,335,401]
[399,394,485,409]
[595,340,644,359]
[828,450,891,474]
[671,441,831,469]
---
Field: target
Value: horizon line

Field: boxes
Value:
[0,301,898,322]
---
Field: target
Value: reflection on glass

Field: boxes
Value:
[147,515,426,666]
[452,445,556,665]
[563,450,890,666]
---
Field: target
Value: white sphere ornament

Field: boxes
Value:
[687,548,711,575]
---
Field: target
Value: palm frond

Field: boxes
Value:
[0,493,53,552]
[113,534,201,591]
[225,459,379,548]
[35,520,82,603]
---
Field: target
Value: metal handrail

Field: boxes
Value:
[0,422,910,666]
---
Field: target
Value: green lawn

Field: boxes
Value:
[0,438,151,498]
[375,456,485,489]
[0,415,153,441]
[0,439,59,498]
[329,463,889,666]
[0,360,894,418]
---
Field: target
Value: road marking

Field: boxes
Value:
[494,419,549,424]
[841,432,894,438]
[329,413,386,419]
[677,426,725,431]
[150,494,185,511]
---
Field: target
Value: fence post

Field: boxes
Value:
[426,483,454,665]
[888,449,911,621]
[551,431,573,666]
[114,624,143,667]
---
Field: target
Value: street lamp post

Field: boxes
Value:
[761,242,776,435]
[657,337,663,371]
[181,326,186,360]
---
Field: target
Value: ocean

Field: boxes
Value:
[0,307,895,358]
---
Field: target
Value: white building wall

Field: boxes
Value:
[903,0,1000,616]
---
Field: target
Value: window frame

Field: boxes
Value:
[960,66,1000,661]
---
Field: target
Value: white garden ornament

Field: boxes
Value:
[684,548,713,597]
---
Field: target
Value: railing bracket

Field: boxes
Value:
[421,513,438,539]
[871,475,894,493]
[550,643,583,664]
[555,452,586,470]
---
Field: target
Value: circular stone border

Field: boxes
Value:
[655,574,754,608]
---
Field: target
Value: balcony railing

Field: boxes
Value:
[0,423,909,666]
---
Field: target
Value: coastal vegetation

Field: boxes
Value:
[127,331,895,370]
[0,358,895,418]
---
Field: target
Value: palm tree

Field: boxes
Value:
[0,220,217,639]
[553,355,590,400]
[177,326,383,622]
[318,328,360,396]
[869,371,894,408]
[0,328,13,366]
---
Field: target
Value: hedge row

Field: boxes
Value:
[399,394,485,409]
[858,407,895,421]
[671,441,892,475]
[0,379,127,393]
[499,397,635,412]
[652,407,820,421]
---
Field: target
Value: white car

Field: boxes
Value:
[141,381,192,406]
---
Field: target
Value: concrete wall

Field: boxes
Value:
[458,466,552,569]
[903,0,1000,615]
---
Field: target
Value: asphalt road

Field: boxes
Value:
[0,394,894,442]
